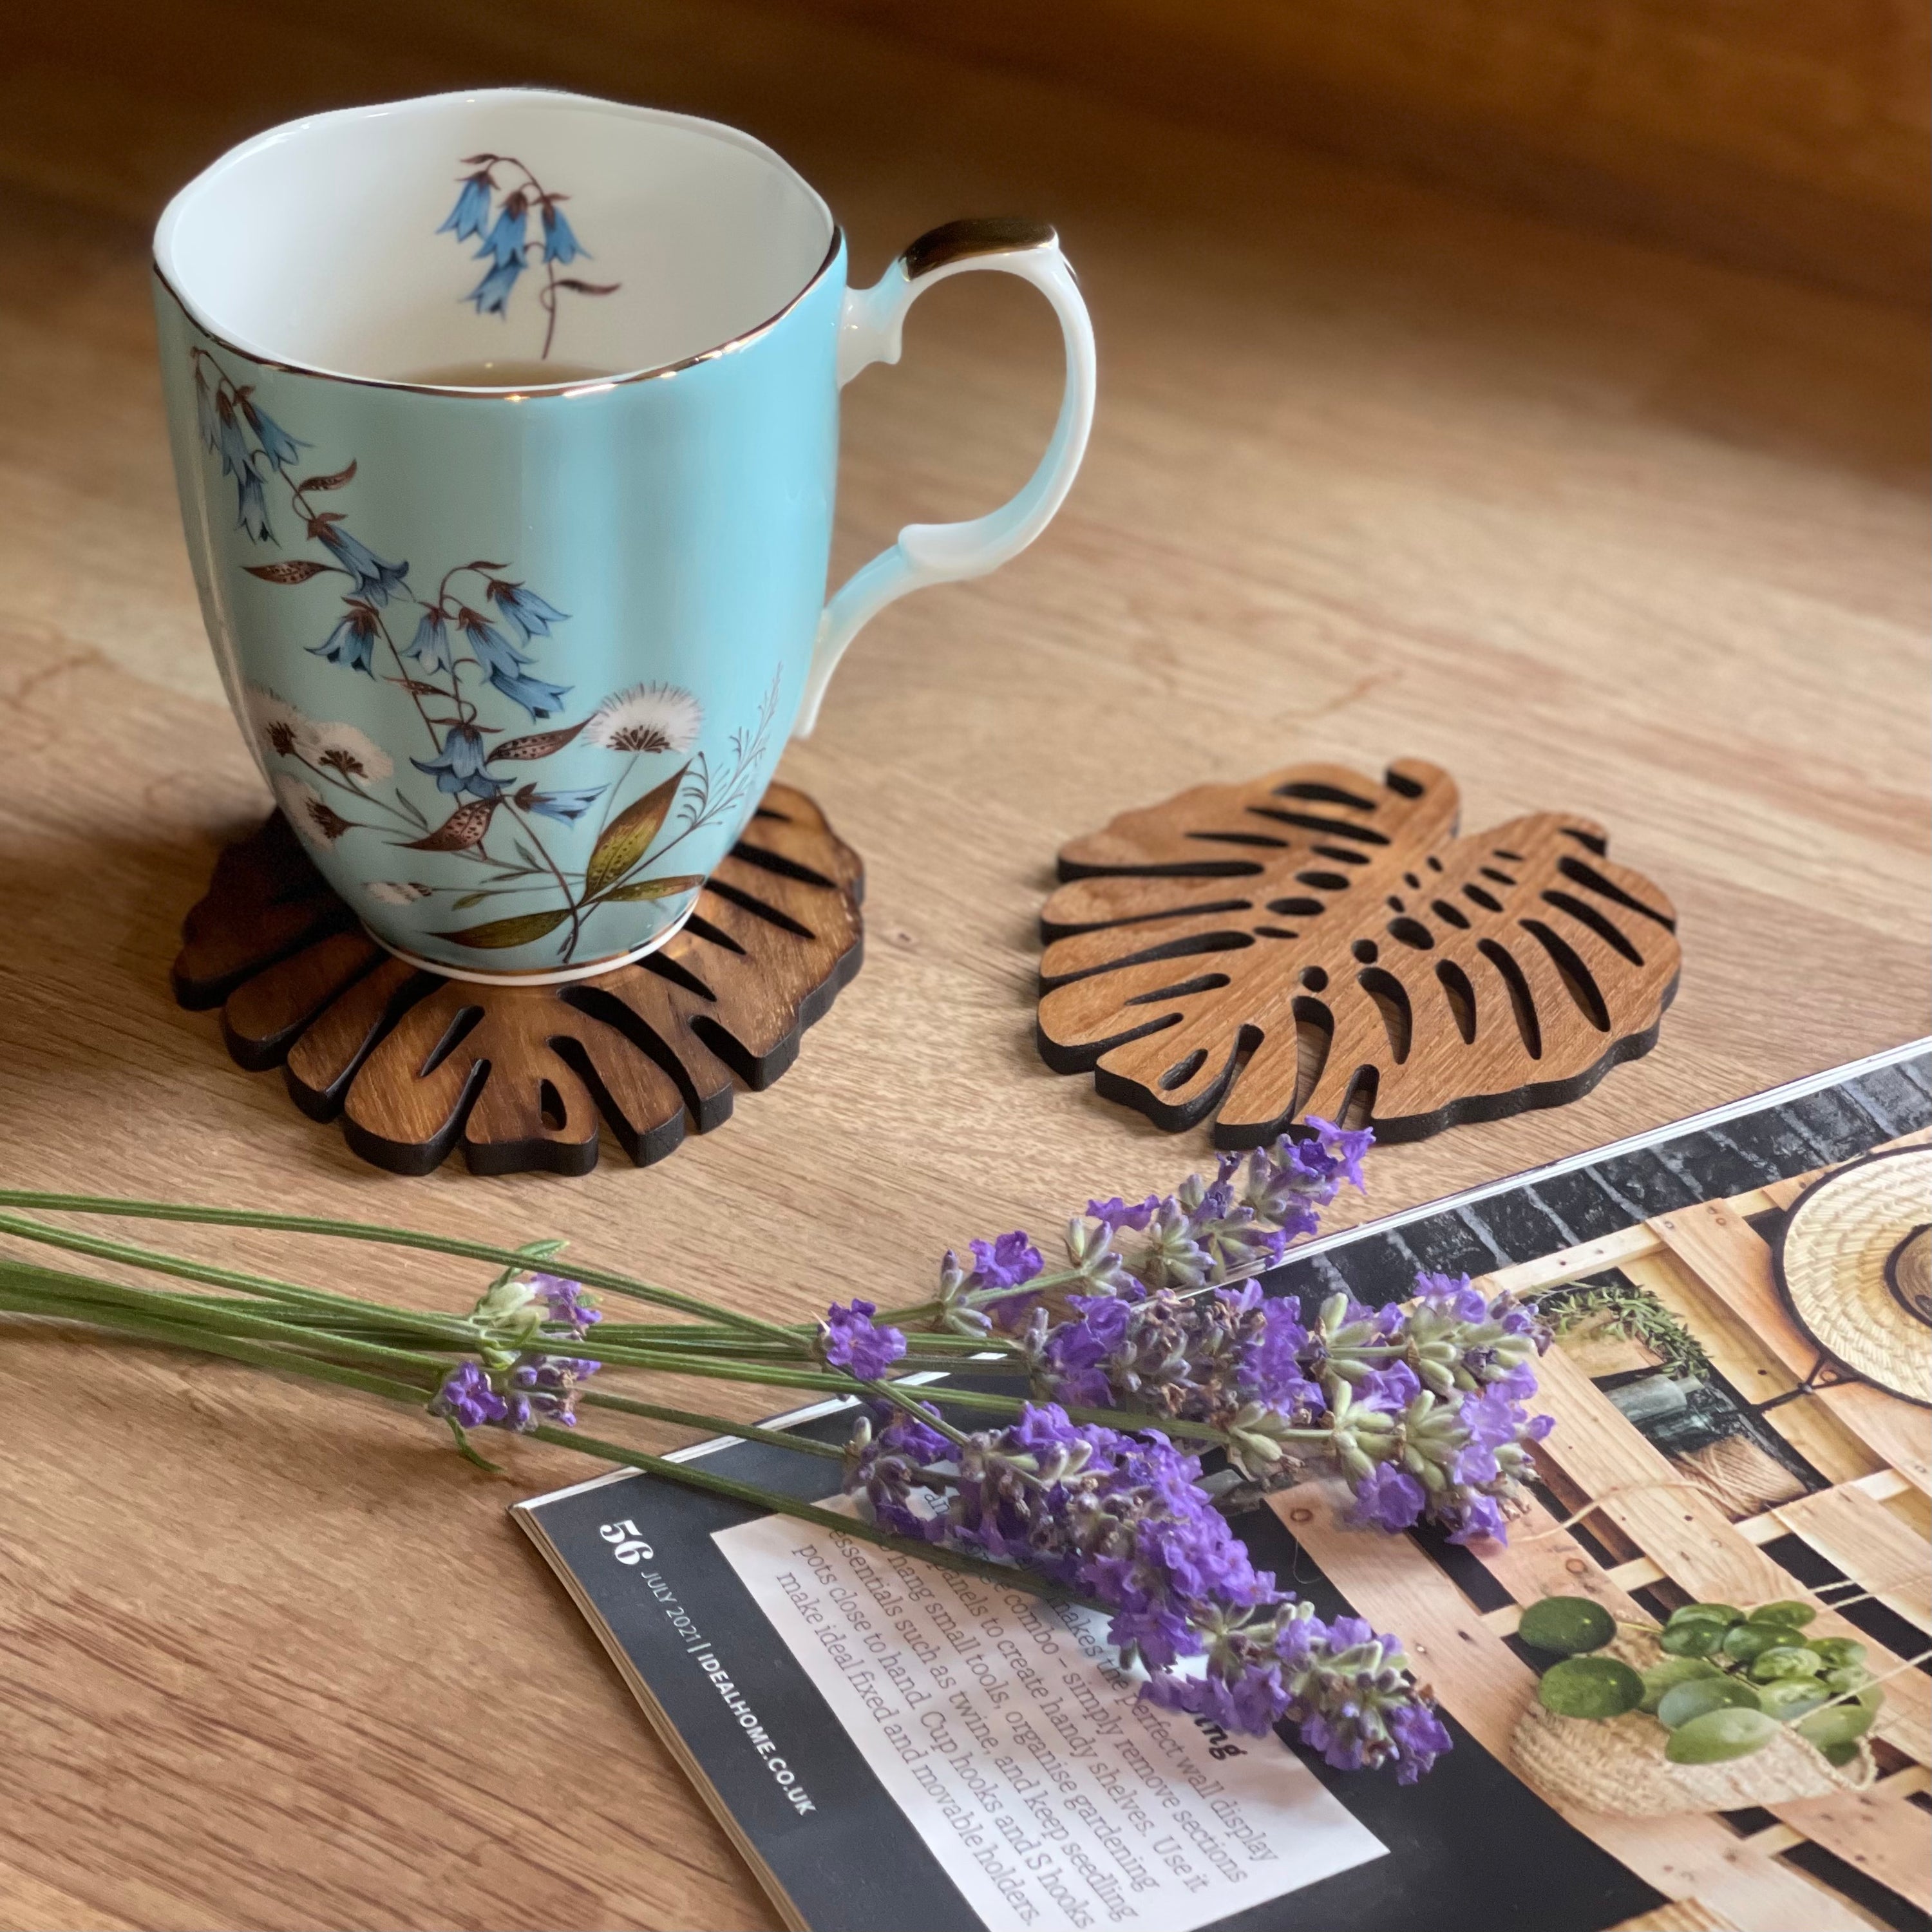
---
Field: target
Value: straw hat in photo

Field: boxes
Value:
[1773,1146,1931,1408]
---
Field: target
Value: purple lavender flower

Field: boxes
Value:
[1444,1493,1508,1547]
[528,1273,601,1334]
[852,1403,1278,1672]
[1037,1293,1132,1408]
[1416,1271,1489,1322]
[1347,1461,1427,1533]
[970,1231,1043,1290]
[1233,1293,1321,1415]
[507,1352,600,1427]
[431,1361,508,1428]
[1088,1195,1162,1231]
[1298,1116,1374,1191]
[820,1300,908,1381]
[1387,1700,1455,1782]
[1142,1602,1450,1776]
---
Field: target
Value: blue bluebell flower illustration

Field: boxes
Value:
[487,579,569,641]
[437,169,496,243]
[214,393,253,480]
[466,254,525,319]
[486,667,571,719]
[455,606,571,718]
[434,153,618,361]
[193,343,754,969]
[241,398,305,469]
[403,607,455,676]
[194,367,218,451]
[516,784,605,823]
[454,607,522,679]
[412,723,507,799]
[310,601,381,676]
[236,470,274,542]
[540,204,583,265]
[477,196,529,269]
[311,518,409,605]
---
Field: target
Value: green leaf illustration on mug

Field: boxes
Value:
[194,346,781,968]
[583,767,688,900]
[435,908,574,949]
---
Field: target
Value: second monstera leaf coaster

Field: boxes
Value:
[1036,757,1679,1144]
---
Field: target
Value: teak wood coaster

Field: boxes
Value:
[173,784,863,1176]
[1037,756,1680,1145]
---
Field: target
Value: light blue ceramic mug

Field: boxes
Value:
[155,89,1094,982]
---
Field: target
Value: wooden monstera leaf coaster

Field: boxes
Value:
[173,784,862,1176]
[1037,757,1678,1144]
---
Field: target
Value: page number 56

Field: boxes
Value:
[600,1519,654,1564]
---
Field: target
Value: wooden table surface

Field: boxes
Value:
[1,5,1926,1929]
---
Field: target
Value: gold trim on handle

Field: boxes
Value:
[900,217,1057,281]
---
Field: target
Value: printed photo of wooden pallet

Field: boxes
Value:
[1272,1128,1931,1932]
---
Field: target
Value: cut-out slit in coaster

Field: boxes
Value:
[1035,756,1680,1146]
[172,782,864,1176]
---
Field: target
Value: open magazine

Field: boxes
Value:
[515,1041,1931,1932]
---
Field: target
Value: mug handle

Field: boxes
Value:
[792,217,1097,737]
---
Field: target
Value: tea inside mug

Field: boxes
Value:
[155,93,835,384]
[402,360,615,388]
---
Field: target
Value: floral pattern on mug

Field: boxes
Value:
[437,154,618,359]
[196,347,777,967]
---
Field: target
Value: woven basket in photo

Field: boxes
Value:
[1510,1637,1878,1817]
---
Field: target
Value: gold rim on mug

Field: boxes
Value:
[366,893,701,987]
[150,224,844,401]
[1772,1144,1932,1408]
[151,90,846,398]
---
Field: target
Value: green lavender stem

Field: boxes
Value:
[0,1190,797,1345]
[577,1389,846,1461]
[0,1273,1089,1611]
[0,1209,479,1348]
[0,1282,437,1403]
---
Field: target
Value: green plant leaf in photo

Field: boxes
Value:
[1538,1656,1645,1719]
[1518,1596,1616,1656]
[1638,1655,1720,1712]
[1655,1677,1761,1729]
[1665,1706,1780,1764]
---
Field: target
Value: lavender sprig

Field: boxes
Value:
[0,1118,1505,1787]
[842,1398,1450,1767]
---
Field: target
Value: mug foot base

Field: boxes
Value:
[368,898,701,987]
[170,788,864,1176]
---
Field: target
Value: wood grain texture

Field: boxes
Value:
[0,0,1926,1926]
[782,0,1932,307]
[1037,754,1680,1142]
[172,791,864,1175]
